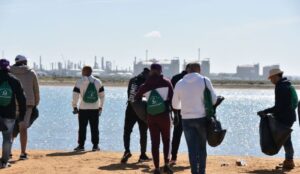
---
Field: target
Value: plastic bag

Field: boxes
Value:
[206,116,227,147]
[259,115,292,156]
[130,100,147,124]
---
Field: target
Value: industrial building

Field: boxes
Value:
[236,64,259,80]
[133,58,180,78]
[262,65,280,79]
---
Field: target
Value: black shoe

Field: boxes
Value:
[121,152,132,163]
[0,161,11,169]
[153,168,161,174]
[138,154,151,162]
[163,164,173,174]
[19,153,28,160]
[92,145,100,152]
[74,146,85,152]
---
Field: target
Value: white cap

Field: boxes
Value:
[15,55,27,63]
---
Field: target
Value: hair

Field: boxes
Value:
[82,66,93,76]
[143,68,150,73]
[187,62,201,73]
[277,73,283,78]
[15,61,27,66]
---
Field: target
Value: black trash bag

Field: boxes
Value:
[13,106,39,138]
[206,116,227,147]
[130,100,147,124]
[298,101,300,126]
[259,115,292,156]
[0,119,8,131]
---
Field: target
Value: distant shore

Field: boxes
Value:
[39,77,300,89]
[4,150,300,174]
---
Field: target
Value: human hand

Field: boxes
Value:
[73,107,79,115]
[173,110,179,126]
[257,110,267,117]
[98,108,103,117]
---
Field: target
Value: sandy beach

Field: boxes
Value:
[1,150,299,174]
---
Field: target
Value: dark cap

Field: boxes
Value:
[150,63,162,71]
[0,59,10,71]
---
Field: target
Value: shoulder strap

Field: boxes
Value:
[204,77,207,88]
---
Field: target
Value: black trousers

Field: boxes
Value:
[78,110,99,147]
[171,111,183,161]
[123,104,148,154]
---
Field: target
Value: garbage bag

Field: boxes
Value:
[13,106,39,138]
[298,101,300,126]
[131,100,147,124]
[206,116,227,147]
[259,115,292,156]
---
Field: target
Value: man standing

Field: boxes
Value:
[135,64,174,174]
[169,64,189,165]
[172,63,217,174]
[258,68,298,169]
[72,66,105,151]
[0,59,26,168]
[121,68,151,163]
[10,55,40,160]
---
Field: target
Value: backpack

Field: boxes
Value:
[290,86,298,110]
[147,89,166,115]
[0,81,13,107]
[83,80,99,103]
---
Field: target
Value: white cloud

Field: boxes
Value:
[144,31,161,38]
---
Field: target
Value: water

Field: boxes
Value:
[2,86,300,158]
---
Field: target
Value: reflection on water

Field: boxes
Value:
[2,86,299,157]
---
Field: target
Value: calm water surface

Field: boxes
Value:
[2,86,300,158]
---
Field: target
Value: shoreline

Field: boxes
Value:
[3,150,300,173]
[39,81,300,89]
[38,77,300,89]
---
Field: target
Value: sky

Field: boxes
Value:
[0,0,299,75]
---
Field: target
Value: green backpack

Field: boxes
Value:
[290,86,298,110]
[147,89,166,115]
[83,80,99,103]
[204,79,215,117]
[0,81,13,107]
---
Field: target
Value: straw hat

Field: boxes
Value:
[268,68,283,79]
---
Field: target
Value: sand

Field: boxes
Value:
[1,150,299,174]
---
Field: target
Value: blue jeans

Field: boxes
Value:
[182,118,207,174]
[0,118,15,163]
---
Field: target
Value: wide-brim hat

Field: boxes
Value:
[268,68,283,79]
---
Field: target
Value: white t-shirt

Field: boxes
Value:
[172,73,217,119]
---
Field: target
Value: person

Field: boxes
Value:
[72,66,105,152]
[298,101,300,125]
[121,68,151,163]
[0,59,26,168]
[135,63,174,174]
[169,64,189,165]
[258,68,297,170]
[172,63,217,174]
[10,55,40,160]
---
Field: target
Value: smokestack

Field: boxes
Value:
[146,49,148,62]
[101,57,104,70]
[39,56,43,70]
[198,48,200,62]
